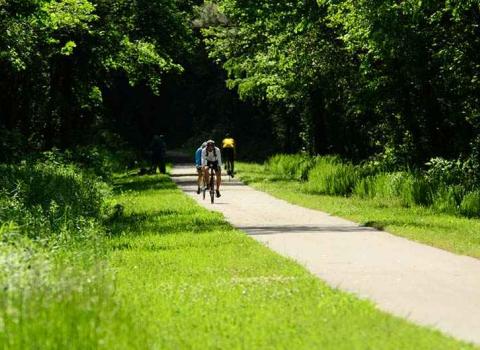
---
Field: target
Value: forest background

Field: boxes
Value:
[1,0,479,170]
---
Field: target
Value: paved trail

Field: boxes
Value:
[171,165,480,345]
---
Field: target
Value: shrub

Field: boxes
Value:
[0,159,111,239]
[425,157,478,191]
[460,191,480,217]
[305,157,359,195]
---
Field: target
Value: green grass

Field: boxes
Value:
[0,225,129,349]
[237,162,480,259]
[104,173,475,349]
[1,171,477,348]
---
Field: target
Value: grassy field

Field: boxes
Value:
[2,171,477,348]
[104,173,475,349]
[236,162,480,259]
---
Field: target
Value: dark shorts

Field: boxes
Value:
[206,160,221,172]
[222,148,234,161]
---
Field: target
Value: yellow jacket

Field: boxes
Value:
[222,138,235,149]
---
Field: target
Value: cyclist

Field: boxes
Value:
[195,142,207,194]
[201,140,222,198]
[222,133,236,177]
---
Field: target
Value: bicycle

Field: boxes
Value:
[203,163,217,204]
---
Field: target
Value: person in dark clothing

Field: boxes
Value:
[150,135,167,174]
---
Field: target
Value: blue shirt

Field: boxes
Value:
[195,147,203,167]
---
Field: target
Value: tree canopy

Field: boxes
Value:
[203,0,480,166]
[0,0,196,153]
[1,0,479,169]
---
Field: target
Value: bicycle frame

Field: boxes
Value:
[203,164,217,204]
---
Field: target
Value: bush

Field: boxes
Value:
[0,158,110,239]
[425,157,478,191]
[305,157,359,195]
[460,191,480,217]
[72,146,136,180]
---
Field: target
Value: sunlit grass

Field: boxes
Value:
[0,227,128,350]
[237,162,480,259]
[1,171,476,348]
[105,173,476,349]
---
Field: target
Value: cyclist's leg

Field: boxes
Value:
[196,166,202,193]
[204,164,210,188]
[222,148,228,173]
[225,148,232,174]
[216,165,222,192]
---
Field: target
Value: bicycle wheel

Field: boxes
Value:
[202,175,207,200]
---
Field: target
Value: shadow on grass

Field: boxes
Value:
[361,219,479,235]
[108,209,231,237]
[113,175,177,193]
[110,238,237,252]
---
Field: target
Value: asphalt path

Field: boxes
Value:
[171,164,480,345]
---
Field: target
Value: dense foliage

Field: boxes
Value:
[203,0,480,169]
[0,0,196,153]
[3,0,478,168]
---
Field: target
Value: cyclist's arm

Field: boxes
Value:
[195,149,201,166]
[201,148,207,167]
[217,147,222,167]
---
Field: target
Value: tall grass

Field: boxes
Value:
[265,153,318,181]
[305,157,359,195]
[0,225,118,349]
[460,190,480,217]
[264,154,480,217]
[0,155,118,348]
[354,172,433,207]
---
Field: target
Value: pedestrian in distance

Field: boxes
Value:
[150,134,167,174]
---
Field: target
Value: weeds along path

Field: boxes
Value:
[172,164,480,346]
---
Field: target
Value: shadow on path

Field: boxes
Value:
[240,225,376,236]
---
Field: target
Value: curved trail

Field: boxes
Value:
[171,164,480,345]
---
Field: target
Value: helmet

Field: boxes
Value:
[206,139,215,145]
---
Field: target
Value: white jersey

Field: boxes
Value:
[201,147,222,167]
